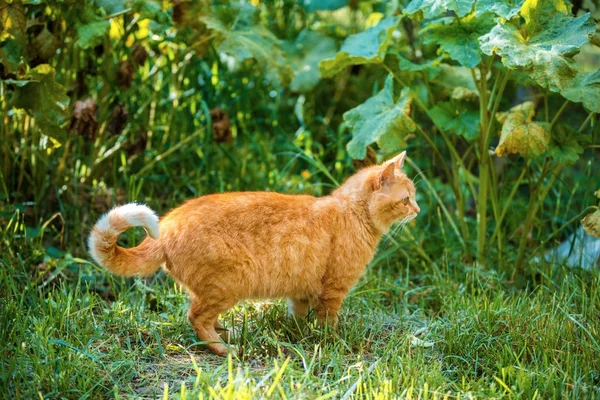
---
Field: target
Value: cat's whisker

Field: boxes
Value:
[385,215,411,244]
[384,220,405,245]
[412,170,428,184]
[413,169,432,187]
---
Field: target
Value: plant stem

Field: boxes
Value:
[514,163,559,277]
[406,157,467,251]
[578,112,595,132]
[382,64,453,180]
[454,165,469,240]
[532,206,598,257]
[484,70,511,151]
[384,63,476,242]
[103,7,133,19]
[412,124,452,182]
[413,123,472,239]
[477,158,490,265]
[422,71,435,107]
[17,115,30,195]
[487,71,501,109]
[490,164,528,244]
[488,158,503,269]
[475,64,490,266]
[549,100,569,132]
[475,69,511,266]
[135,128,205,178]
[1,82,10,195]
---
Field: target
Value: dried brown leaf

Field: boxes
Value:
[70,98,98,139]
[582,210,600,238]
[116,60,135,89]
[131,43,148,66]
[124,131,148,156]
[107,104,129,136]
[210,107,232,143]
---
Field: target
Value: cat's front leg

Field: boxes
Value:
[314,289,348,326]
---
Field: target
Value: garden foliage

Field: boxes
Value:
[1,0,599,273]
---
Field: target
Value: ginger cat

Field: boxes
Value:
[89,151,419,356]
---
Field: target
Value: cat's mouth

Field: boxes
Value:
[403,211,419,223]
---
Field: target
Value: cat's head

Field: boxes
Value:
[337,151,420,233]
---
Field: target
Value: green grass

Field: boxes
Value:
[2,207,599,398]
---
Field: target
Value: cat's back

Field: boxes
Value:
[160,191,331,233]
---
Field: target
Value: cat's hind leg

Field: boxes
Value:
[188,294,236,357]
[287,298,310,317]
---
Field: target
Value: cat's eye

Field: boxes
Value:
[402,197,410,205]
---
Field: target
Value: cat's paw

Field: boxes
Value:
[209,342,234,357]
[316,313,339,328]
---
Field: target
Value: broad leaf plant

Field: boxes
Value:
[1,0,598,273]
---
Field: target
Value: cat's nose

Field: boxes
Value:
[410,199,420,214]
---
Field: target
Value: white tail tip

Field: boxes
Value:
[95,202,160,239]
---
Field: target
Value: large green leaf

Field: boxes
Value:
[286,30,337,93]
[547,124,589,165]
[479,0,596,92]
[422,13,494,68]
[494,101,549,158]
[405,0,475,18]
[319,16,400,78]
[434,64,479,94]
[475,0,525,19]
[132,0,171,32]
[96,0,125,14]
[344,74,416,159]
[429,102,480,140]
[397,54,441,80]
[75,17,110,49]
[204,5,293,86]
[12,64,69,141]
[559,69,600,113]
[301,0,347,12]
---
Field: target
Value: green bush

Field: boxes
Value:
[1,0,598,272]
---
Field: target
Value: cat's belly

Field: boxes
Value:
[237,245,328,299]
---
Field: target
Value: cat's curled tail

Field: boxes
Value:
[88,203,164,277]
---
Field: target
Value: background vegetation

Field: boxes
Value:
[1,0,599,398]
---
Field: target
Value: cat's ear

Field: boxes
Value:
[376,161,396,188]
[389,150,406,169]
